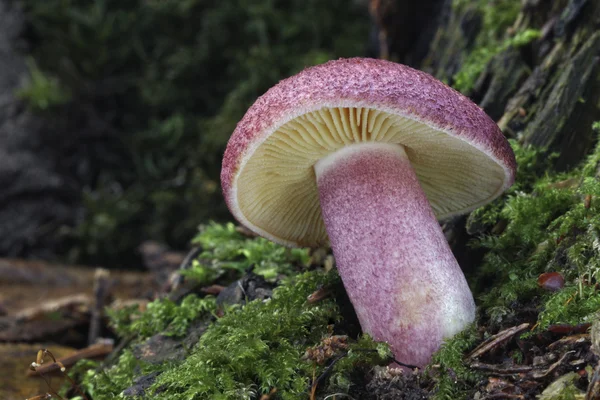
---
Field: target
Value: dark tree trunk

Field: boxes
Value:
[423,0,600,166]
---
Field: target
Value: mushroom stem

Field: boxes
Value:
[314,142,476,367]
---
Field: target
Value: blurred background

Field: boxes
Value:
[0,0,450,268]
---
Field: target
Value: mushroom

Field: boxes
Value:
[221,58,516,367]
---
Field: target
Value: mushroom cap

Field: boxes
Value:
[221,58,516,247]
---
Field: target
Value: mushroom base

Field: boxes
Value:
[315,142,476,367]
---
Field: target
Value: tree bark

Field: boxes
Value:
[423,0,600,167]
[395,0,600,269]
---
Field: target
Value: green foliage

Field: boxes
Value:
[17,58,71,110]
[185,222,311,281]
[107,295,216,339]
[471,125,600,331]
[22,0,369,264]
[335,335,392,371]
[452,0,540,93]
[429,325,481,400]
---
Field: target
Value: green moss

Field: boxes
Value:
[452,0,540,94]
[471,124,600,331]
[429,325,481,400]
[454,29,541,94]
[107,295,216,339]
[468,139,557,230]
[184,222,311,282]
[328,335,392,394]
[150,270,340,399]
[537,285,600,330]
[78,122,600,397]
[77,349,161,399]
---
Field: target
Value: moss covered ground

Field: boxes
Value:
[65,123,600,399]
[72,227,392,399]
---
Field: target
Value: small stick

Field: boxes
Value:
[469,361,532,374]
[531,351,575,379]
[467,323,530,360]
[29,349,90,400]
[88,268,111,345]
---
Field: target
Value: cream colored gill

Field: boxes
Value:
[236,107,505,247]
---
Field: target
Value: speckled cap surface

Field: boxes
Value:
[221,57,516,247]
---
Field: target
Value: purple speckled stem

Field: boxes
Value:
[315,143,476,367]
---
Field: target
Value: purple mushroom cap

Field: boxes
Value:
[222,58,515,246]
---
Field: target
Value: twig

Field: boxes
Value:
[88,268,111,345]
[469,361,532,375]
[390,356,419,370]
[467,323,530,360]
[530,350,575,379]
[27,341,113,376]
[168,247,203,292]
[310,352,348,397]
[29,349,90,400]
[547,333,590,351]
